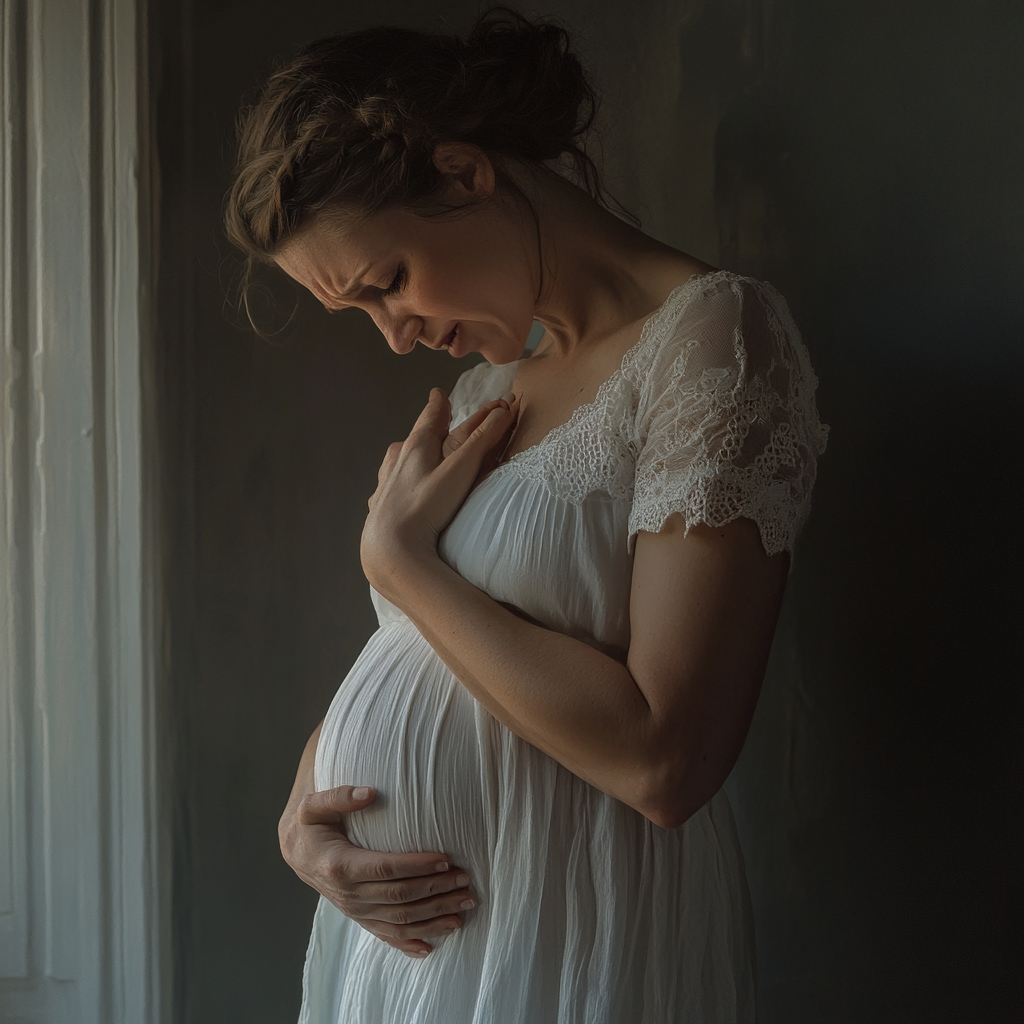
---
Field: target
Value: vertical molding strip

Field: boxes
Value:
[32,0,101,989]
[0,0,31,980]
[104,0,160,1018]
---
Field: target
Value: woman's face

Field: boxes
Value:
[275,198,538,365]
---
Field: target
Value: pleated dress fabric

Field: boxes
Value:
[299,271,828,1024]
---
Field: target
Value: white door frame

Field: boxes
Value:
[0,0,163,1020]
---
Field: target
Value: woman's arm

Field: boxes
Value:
[363,391,788,828]
[279,721,478,956]
[375,517,786,829]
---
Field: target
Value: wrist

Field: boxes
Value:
[361,531,444,606]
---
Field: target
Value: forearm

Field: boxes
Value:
[389,559,676,818]
[359,396,778,827]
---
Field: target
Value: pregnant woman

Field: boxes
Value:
[226,10,827,1023]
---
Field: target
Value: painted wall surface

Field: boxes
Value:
[154,2,1023,1022]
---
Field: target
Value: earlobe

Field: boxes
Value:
[432,142,495,200]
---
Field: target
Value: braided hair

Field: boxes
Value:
[225,8,610,263]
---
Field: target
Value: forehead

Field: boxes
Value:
[276,213,386,285]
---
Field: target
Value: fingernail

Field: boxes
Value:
[435,862,449,873]
[460,898,476,910]
[456,873,470,886]
[353,786,372,800]
[413,949,429,958]
[500,391,514,404]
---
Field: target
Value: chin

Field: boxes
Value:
[482,349,523,366]
[477,336,529,366]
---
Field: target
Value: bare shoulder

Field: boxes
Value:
[644,248,720,307]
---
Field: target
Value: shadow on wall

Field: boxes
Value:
[154,0,1023,1022]
[702,2,1023,1022]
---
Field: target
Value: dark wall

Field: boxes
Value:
[153,2,1023,1022]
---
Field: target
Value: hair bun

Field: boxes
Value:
[463,11,596,164]
[226,8,609,263]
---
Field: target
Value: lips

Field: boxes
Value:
[440,324,459,356]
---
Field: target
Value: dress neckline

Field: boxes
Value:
[491,269,734,473]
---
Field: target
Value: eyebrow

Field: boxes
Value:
[318,261,382,310]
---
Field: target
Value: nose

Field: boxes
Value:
[374,309,423,355]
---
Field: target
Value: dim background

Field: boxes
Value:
[152,1,1022,1021]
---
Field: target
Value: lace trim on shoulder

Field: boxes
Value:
[486,271,828,558]
[627,275,829,556]
[491,272,722,503]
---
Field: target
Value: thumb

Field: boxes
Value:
[297,785,376,825]
[440,397,517,486]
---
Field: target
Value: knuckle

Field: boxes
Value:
[321,861,348,887]
[370,860,396,882]
[296,792,319,818]
[384,883,407,904]
[392,907,412,926]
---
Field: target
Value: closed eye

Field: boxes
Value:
[381,264,406,297]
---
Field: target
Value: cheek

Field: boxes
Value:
[413,228,534,326]
[434,227,521,289]
[415,258,502,316]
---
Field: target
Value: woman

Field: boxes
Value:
[226,11,827,1023]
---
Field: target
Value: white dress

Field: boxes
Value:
[299,271,828,1024]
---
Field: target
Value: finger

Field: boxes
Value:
[348,885,476,926]
[377,441,404,485]
[438,400,517,492]
[404,389,451,466]
[442,400,507,459]
[342,845,458,885]
[350,868,474,908]
[297,785,378,825]
[355,919,448,958]
[362,913,465,945]
[478,394,520,475]
[381,935,433,958]
[369,441,405,510]
[322,903,436,958]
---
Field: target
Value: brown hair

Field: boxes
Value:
[224,8,613,265]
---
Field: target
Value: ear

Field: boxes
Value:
[432,142,496,202]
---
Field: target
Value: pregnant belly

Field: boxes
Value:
[315,622,494,886]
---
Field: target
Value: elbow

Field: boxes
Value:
[651,810,690,831]
[634,761,720,831]
[641,800,693,831]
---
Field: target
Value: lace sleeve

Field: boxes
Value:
[628,275,829,557]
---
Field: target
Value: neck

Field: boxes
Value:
[512,166,692,355]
